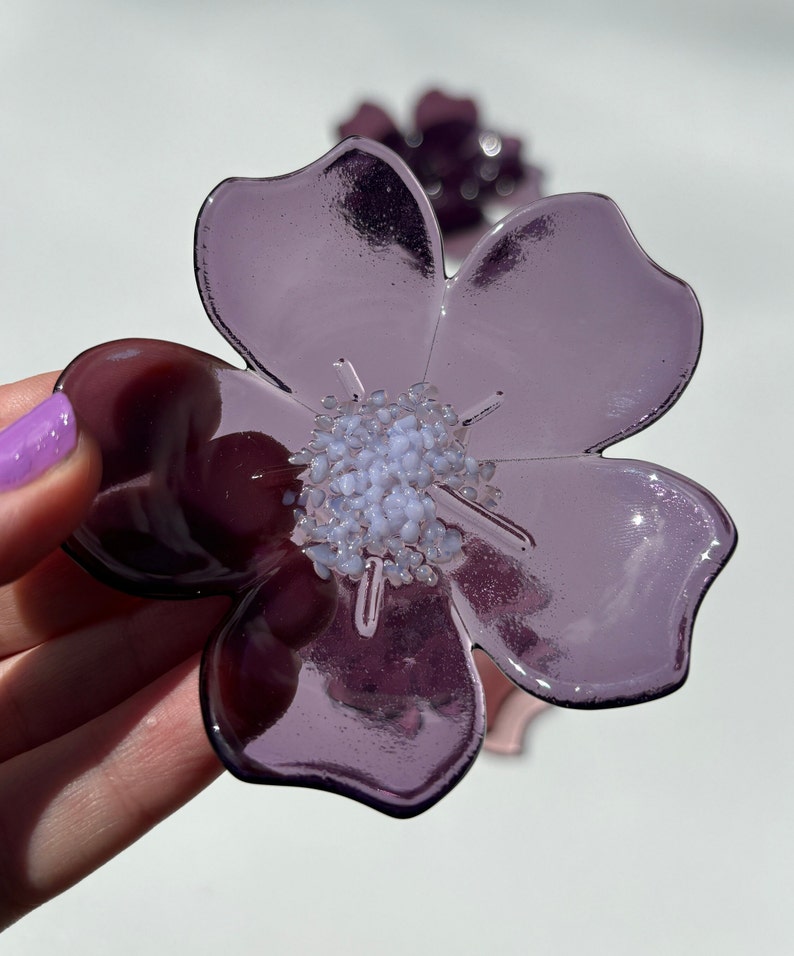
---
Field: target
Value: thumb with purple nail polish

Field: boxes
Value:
[0,392,77,492]
[0,376,101,584]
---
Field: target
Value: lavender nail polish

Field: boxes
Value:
[0,392,78,491]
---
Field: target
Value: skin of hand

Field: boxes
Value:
[0,373,228,930]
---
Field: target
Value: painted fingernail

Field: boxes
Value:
[0,392,78,491]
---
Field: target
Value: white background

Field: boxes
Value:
[2,1,791,953]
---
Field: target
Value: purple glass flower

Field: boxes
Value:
[339,89,543,258]
[57,138,735,818]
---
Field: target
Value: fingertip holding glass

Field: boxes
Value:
[0,392,77,492]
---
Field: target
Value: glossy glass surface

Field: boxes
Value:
[339,89,543,259]
[58,340,324,597]
[203,576,483,817]
[58,137,735,816]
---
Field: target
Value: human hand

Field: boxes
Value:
[0,373,228,930]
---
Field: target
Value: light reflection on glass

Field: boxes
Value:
[479,131,503,157]
[507,657,527,676]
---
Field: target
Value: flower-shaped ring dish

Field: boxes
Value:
[56,137,735,817]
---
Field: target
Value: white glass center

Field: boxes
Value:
[289,380,499,587]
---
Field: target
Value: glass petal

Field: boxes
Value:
[57,339,312,596]
[202,574,484,817]
[195,139,446,407]
[338,102,399,142]
[439,455,736,706]
[414,89,479,129]
[429,194,702,460]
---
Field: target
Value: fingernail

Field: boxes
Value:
[0,392,78,491]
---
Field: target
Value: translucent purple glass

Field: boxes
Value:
[339,89,543,259]
[57,137,735,817]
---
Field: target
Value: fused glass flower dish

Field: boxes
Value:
[56,137,735,818]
